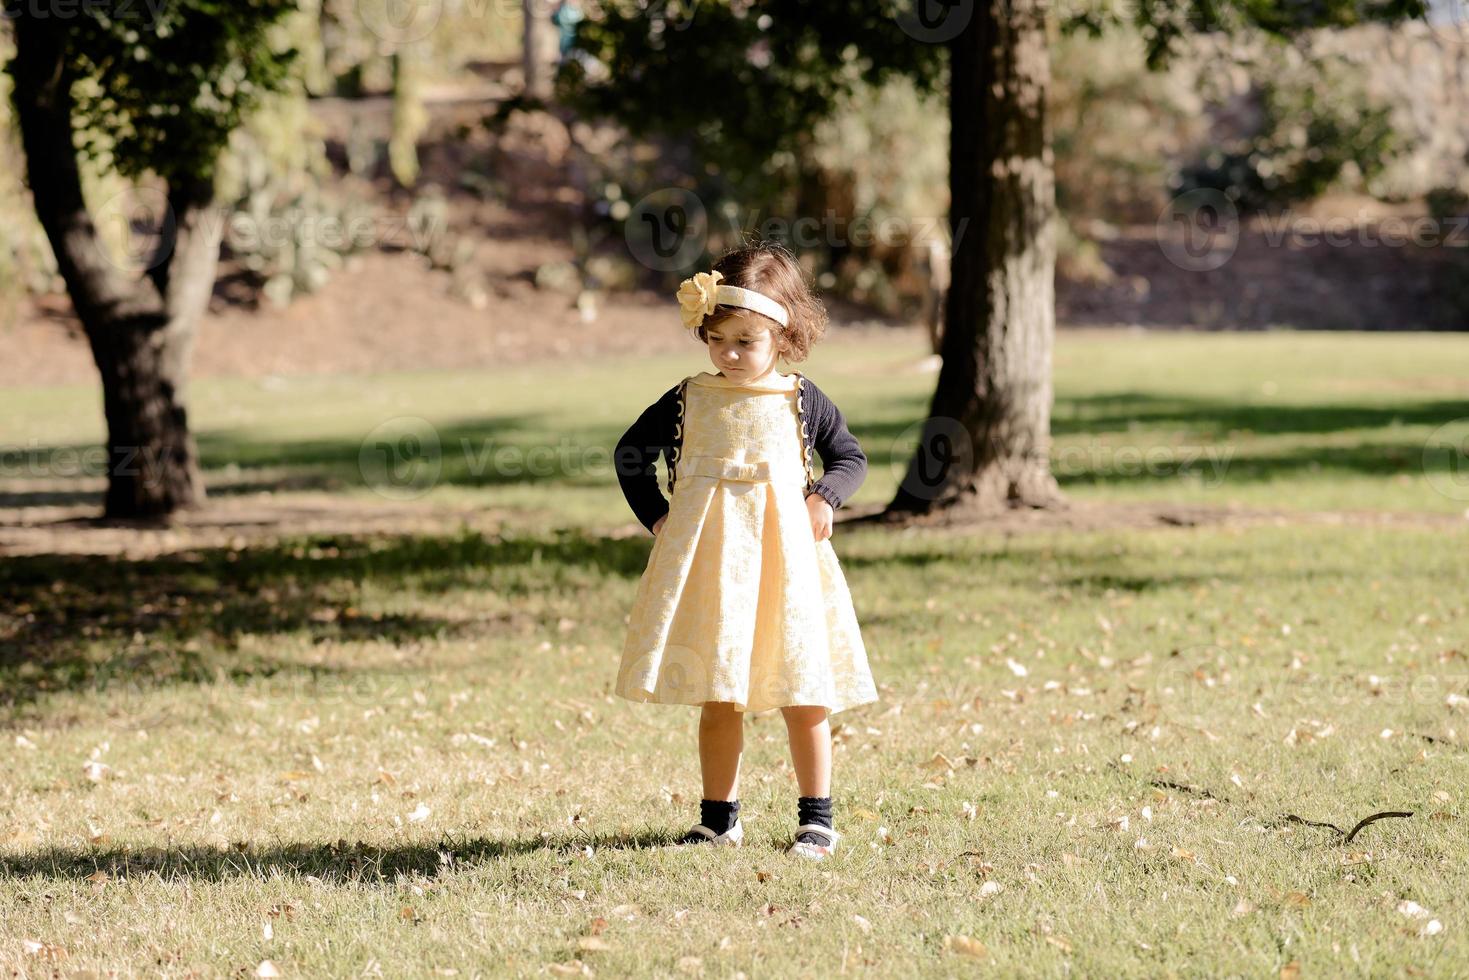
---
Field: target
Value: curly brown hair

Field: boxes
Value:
[692,241,829,363]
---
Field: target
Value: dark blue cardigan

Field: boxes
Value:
[614,374,868,534]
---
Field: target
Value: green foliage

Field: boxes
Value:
[0,31,60,308]
[560,0,945,191]
[389,48,427,187]
[17,0,299,184]
[1062,0,1428,67]
[319,0,520,96]
[561,0,1429,311]
[1425,185,1469,224]
[1051,29,1207,224]
[1177,50,1401,212]
[223,164,377,308]
[806,76,949,315]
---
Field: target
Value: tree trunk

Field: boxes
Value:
[522,0,555,99]
[11,15,216,519]
[88,315,204,517]
[887,0,1062,517]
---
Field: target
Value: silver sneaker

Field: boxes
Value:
[786,823,839,860]
[669,818,744,847]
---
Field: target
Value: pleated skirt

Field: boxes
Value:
[615,464,878,715]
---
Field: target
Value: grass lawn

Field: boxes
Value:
[2,329,1467,976]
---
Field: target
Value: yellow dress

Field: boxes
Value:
[615,369,879,715]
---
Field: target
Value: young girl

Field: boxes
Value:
[613,242,878,861]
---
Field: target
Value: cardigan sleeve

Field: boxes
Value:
[803,380,867,510]
[614,383,682,534]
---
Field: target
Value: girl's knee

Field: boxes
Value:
[780,704,829,724]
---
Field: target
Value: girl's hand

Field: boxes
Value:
[651,514,667,536]
[805,493,834,542]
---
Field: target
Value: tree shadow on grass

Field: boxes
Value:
[1050,392,1469,439]
[0,528,654,717]
[0,827,686,884]
[852,391,1466,497]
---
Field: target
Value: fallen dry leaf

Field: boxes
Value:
[944,935,990,959]
[23,940,66,961]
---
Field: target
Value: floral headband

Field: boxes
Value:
[676,270,790,330]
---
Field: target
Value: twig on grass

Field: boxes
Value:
[1343,811,1414,844]
[1284,814,1345,835]
[1284,810,1413,844]
[1149,778,1224,802]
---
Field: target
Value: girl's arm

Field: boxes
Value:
[614,384,681,533]
[803,380,867,510]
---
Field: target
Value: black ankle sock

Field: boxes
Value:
[700,798,740,835]
[797,795,833,830]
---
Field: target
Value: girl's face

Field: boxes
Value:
[705,314,781,382]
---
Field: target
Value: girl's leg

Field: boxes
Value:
[699,701,745,799]
[780,705,831,796]
[782,705,837,853]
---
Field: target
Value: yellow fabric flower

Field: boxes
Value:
[676,269,724,328]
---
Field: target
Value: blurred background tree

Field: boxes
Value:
[560,0,1431,520]
[7,0,297,518]
[2,0,1462,524]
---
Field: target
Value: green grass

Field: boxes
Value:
[2,330,1468,976]
[3,329,1468,517]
